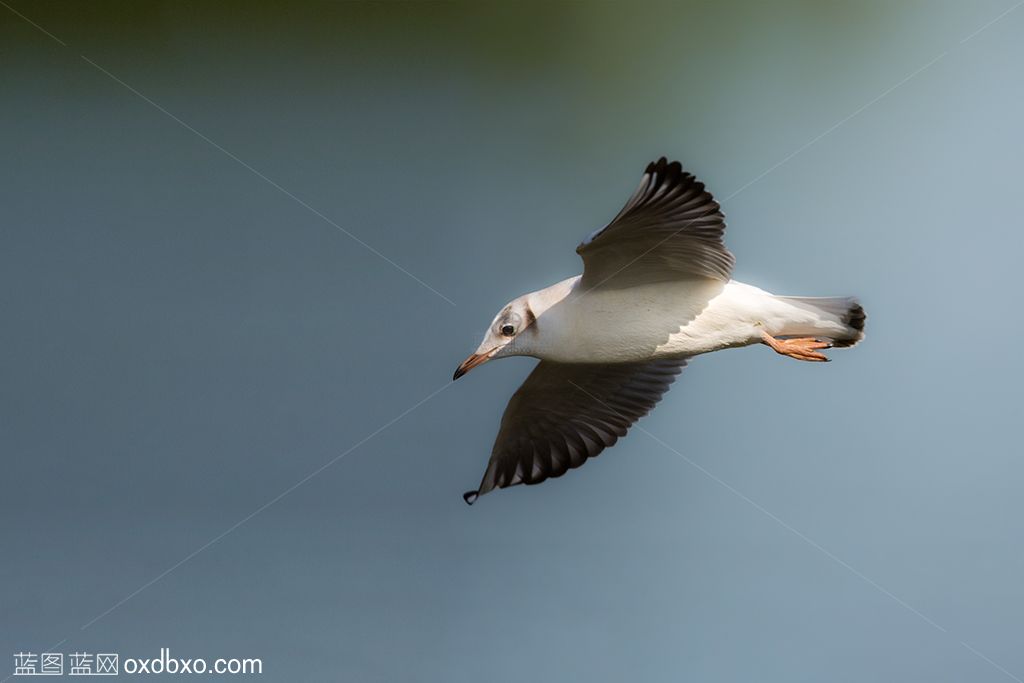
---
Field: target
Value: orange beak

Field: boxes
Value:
[453,350,495,380]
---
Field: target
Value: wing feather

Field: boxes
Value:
[577,157,732,288]
[463,358,687,503]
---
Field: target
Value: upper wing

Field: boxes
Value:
[577,157,732,288]
[463,358,688,503]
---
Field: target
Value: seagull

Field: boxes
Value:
[453,157,865,504]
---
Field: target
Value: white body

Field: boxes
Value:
[515,275,853,363]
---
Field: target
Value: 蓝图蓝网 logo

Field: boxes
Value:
[13,649,261,676]
[12,651,118,676]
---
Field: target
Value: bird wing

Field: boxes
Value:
[576,157,732,288]
[463,358,688,503]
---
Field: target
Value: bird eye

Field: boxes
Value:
[500,324,515,336]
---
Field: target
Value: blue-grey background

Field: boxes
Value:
[3,1,1023,681]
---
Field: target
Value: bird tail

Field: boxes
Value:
[773,296,866,348]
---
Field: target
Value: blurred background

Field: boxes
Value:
[3,1,1023,680]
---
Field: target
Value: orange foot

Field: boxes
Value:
[760,331,832,362]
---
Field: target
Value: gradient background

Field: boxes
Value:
[3,1,1024,681]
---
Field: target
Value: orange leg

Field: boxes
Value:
[760,331,832,362]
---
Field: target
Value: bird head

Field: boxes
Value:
[453,296,536,380]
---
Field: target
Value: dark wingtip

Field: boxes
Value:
[647,156,668,173]
[646,157,683,183]
[462,490,479,505]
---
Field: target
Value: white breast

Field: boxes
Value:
[529,278,778,363]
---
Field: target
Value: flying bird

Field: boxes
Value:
[453,157,865,504]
